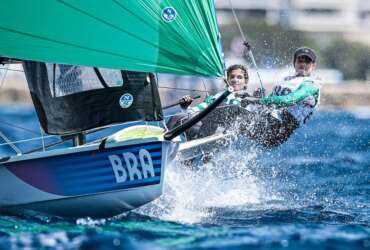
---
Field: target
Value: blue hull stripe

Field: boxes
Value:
[50,143,163,167]
[57,163,161,179]
[53,150,162,172]
[55,157,162,174]
[5,141,164,196]
[62,165,162,186]
[70,178,161,194]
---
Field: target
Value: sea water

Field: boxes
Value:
[0,105,369,250]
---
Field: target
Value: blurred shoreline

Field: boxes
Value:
[319,82,370,109]
[0,80,369,110]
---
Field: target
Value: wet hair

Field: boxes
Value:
[226,64,249,80]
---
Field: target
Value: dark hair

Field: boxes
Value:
[226,64,249,80]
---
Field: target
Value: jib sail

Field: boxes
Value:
[0,1,224,77]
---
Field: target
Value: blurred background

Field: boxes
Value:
[161,0,370,109]
[0,0,369,109]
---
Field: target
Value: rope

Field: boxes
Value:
[227,0,265,96]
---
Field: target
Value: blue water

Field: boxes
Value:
[0,105,369,250]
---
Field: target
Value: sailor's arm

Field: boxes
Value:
[186,95,217,113]
[259,81,319,106]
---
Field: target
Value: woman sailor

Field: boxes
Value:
[166,64,252,140]
[179,64,251,111]
[250,47,321,147]
[260,47,320,123]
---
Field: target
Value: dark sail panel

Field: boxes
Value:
[23,61,163,135]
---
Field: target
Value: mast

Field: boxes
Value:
[72,133,86,146]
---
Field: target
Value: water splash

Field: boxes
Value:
[76,217,107,227]
[137,140,266,224]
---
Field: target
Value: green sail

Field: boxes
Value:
[0,0,224,77]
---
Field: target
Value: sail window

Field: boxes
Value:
[46,64,124,97]
[23,61,163,135]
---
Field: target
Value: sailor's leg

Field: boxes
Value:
[260,109,299,147]
[257,113,282,147]
[166,113,189,130]
[165,112,202,140]
[279,110,300,139]
[239,107,290,147]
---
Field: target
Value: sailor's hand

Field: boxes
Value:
[253,88,265,98]
[243,41,252,51]
[179,95,193,109]
[241,96,260,107]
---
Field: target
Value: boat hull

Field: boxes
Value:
[5,184,162,218]
[0,137,174,218]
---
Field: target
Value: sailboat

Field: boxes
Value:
[0,1,228,218]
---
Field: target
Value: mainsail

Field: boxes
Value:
[23,62,163,134]
[0,0,224,77]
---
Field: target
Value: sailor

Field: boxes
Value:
[166,64,252,140]
[179,64,251,111]
[251,47,321,147]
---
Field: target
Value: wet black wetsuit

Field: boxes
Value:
[167,101,299,147]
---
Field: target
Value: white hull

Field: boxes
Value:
[4,184,162,218]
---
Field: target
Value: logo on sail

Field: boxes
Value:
[162,7,177,22]
[119,93,133,108]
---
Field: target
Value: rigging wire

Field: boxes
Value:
[200,78,209,96]
[0,65,9,90]
[0,134,58,147]
[0,67,24,73]
[0,120,40,135]
[159,85,210,93]
[227,0,265,96]
[0,131,22,154]
[163,102,238,120]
